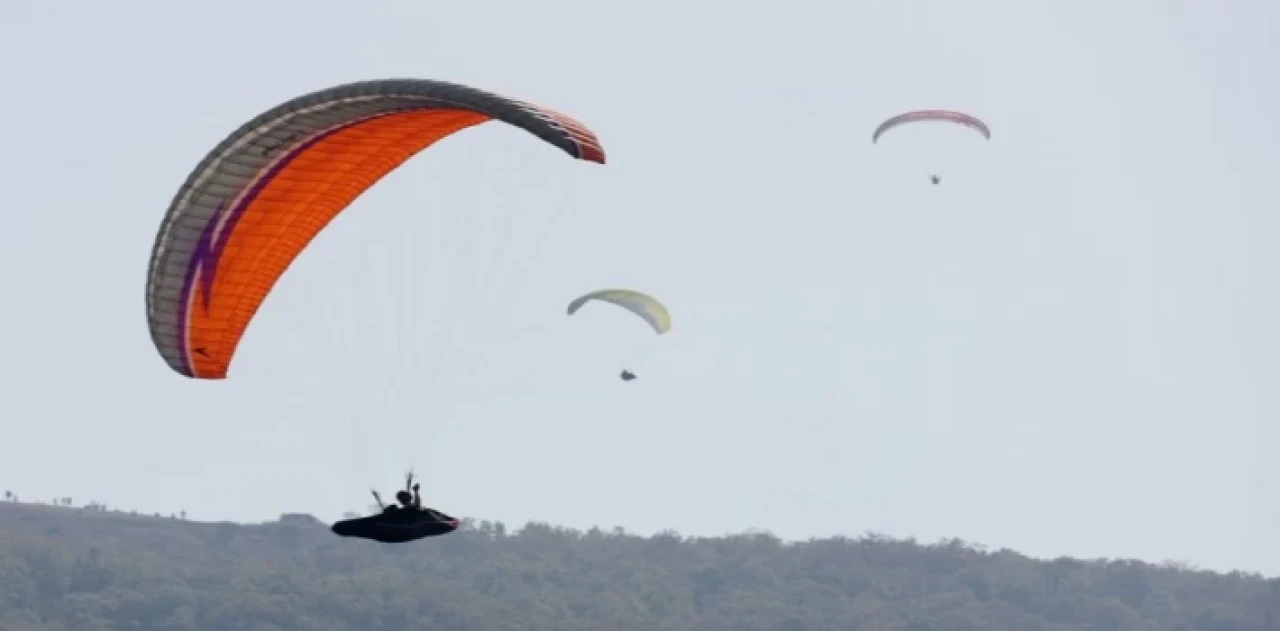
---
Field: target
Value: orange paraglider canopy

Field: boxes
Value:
[145,79,605,378]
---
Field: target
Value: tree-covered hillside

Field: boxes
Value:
[0,498,1274,630]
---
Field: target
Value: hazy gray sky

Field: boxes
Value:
[2,0,1276,575]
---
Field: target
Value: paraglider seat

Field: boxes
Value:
[331,508,459,543]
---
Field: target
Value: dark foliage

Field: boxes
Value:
[0,499,1275,630]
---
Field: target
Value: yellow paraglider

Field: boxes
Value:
[566,289,671,334]
[567,289,669,381]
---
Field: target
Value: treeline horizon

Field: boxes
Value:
[0,487,1267,577]
[1,493,1277,629]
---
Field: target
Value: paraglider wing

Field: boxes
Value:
[871,110,990,143]
[146,79,606,379]
[566,289,671,334]
[331,508,460,543]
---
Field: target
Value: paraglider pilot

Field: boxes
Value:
[930,175,941,185]
[334,471,460,543]
[372,472,423,513]
[620,370,637,381]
